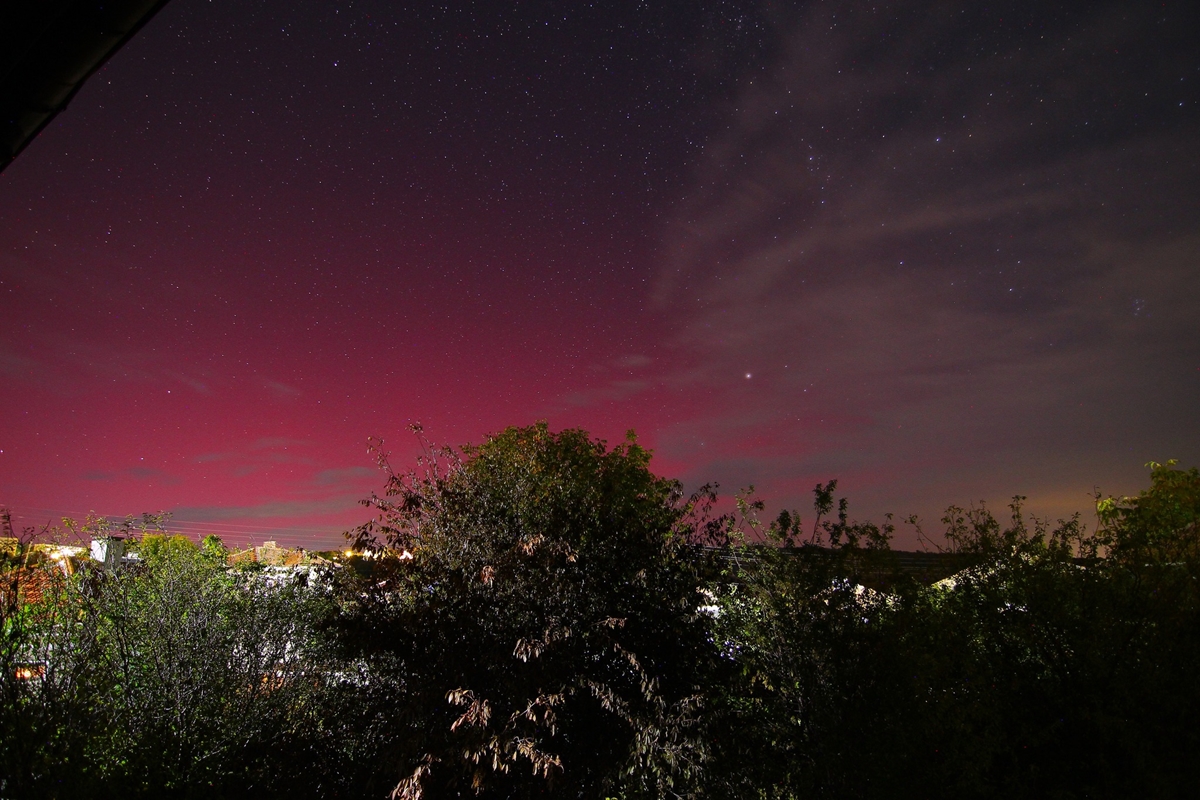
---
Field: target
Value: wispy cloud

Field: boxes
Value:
[0,326,215,398]
[173,497,360,521]
[564,379,651,409]
[251,437,310,450]
[81,465,181,486]
[313,466,377,488]
[194,437,315,473]
[641,0,1200,523]
[169,461,381,544]
[262,379,302,399]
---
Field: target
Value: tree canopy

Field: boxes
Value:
[2,435,1198,799]
[344,423,717,798]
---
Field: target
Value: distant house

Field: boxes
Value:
[226,541,331,570]
[227,547,257,566]
[31,543,86,576]
[1,566,56,607]
[89,535,127,570]
[255,540,288,566]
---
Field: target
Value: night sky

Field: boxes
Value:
[2,0,1198,550]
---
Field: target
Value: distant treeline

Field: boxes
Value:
[2,424,1197,799]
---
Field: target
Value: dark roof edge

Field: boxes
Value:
[1,0,174,174]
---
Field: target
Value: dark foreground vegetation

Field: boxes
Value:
[2,424,1198,799]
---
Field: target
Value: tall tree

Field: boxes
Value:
[344,423,718,799]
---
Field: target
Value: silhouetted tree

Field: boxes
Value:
[342,423,719,799]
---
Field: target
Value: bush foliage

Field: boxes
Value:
[2,430,1198,799]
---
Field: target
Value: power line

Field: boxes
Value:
[2,504,359,548]
[4,504,360,534]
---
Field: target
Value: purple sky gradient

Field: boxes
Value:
[2,0,1198,549]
